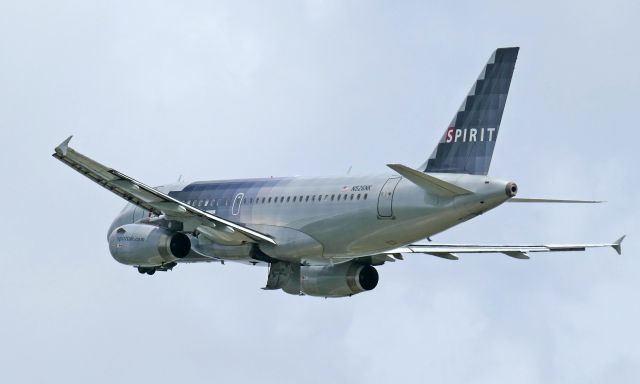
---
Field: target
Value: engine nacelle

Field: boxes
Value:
[299,263,379,297]
[108,224,191,267]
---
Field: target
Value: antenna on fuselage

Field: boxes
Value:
[347,166,352,175]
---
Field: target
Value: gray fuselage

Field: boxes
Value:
[109,173,513,265]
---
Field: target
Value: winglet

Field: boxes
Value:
[54,136,73,156]
[612,235,626,255]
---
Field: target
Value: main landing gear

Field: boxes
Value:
[137,267,156,275]
[137,262,177,276]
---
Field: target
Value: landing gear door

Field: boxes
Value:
[377,177,401,219]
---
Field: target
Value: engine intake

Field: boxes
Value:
[108,224,191,267]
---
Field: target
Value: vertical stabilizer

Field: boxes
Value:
[421,47,519,175]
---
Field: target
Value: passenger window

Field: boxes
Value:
[317,195,321,202]
[299,196,303,202]
[325,194,329,201]
[305,196,309,202]
[286,196,290,202]
[357,194,361,200]
[268,197,272,203]
[280,196,284,203]
[262,197,265,204]
[364,193,368,200]
[312,196,316,202]
[350,194,354,200]
[337,195,341,201]
[331,194,335,201]
[293,196,296,202]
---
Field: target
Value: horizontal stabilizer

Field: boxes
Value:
[387,164,471,197]
[509,198,604,203]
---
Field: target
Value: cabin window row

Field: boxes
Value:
[185,193,368,208]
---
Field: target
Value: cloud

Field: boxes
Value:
[0,1,638,383]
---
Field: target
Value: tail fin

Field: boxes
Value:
[420,47,519,175]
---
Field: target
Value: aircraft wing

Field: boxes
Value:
[52,136,276,245]
[385,236,625,260]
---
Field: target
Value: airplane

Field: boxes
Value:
[53,47,625,297]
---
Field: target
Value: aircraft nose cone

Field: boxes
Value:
[505,182,518,197]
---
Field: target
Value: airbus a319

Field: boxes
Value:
[54,47,625,297]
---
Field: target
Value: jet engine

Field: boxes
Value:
[267,261,379,297]
[108,224,191,267]
[300,263,379,297]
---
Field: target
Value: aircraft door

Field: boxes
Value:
[232,193,245,216]
[377,177,401,218]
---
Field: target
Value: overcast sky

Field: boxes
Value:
[0,1,638,383]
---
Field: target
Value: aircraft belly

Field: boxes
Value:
[249,224,325,263]
[318,210,462,258]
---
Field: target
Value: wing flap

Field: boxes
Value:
[427,252,459,260]
[502,251,530,259]
[150,201,188,215]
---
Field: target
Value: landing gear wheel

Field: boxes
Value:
[146,269,156,275]
[137,267,146,274]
